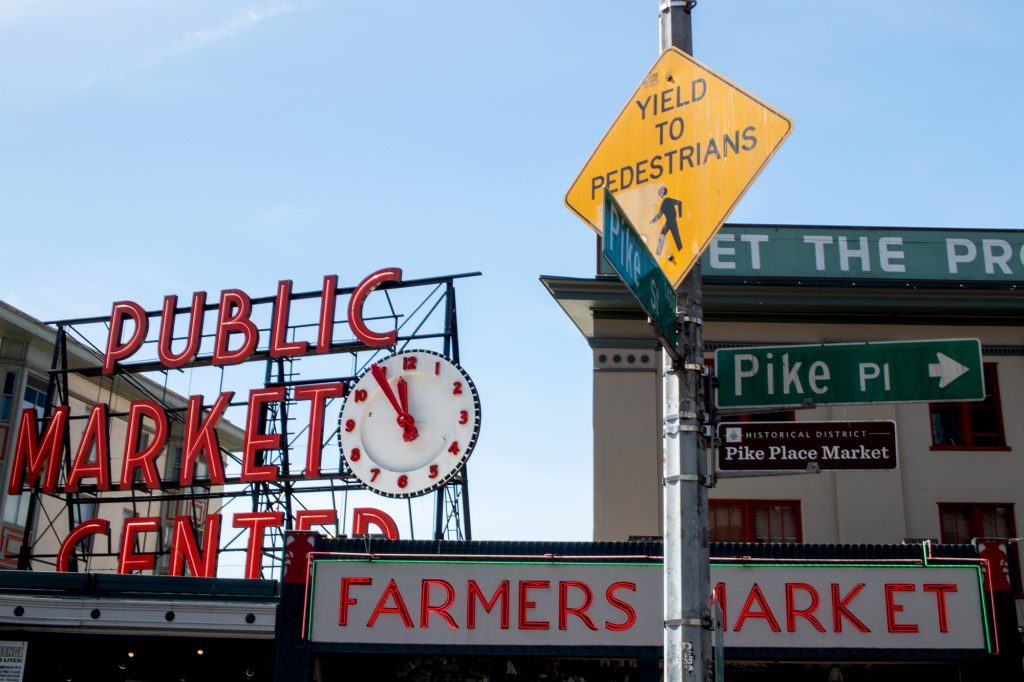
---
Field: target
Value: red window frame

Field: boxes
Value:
[709,499,802,543]
[938,502,1020,593]
[938,502,1016,543]
[929,363,1007,450]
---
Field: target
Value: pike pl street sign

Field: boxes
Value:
[566,47,792,288]
[716,339,984,409]
[602,190,678,350]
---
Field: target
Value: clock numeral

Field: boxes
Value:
[370,468,381,482]
[434,361,440,376]
[345,419,356,433]
[397,474,409,489]
[354,389,368,402]
[452,381,463,395]
[349,447,361,462]
[402,356,417,370]
[448,441,460,455]
[459,410,469,425]
[428,464,439,479]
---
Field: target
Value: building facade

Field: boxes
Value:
[544,223,1024,673]
[0,300,238,574]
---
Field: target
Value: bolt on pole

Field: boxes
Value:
[659,2,712,682]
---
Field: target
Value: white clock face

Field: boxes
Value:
[338,350,481,498]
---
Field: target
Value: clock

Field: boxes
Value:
[338,350,481,498]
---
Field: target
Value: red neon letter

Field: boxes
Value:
[734,583,781,632]
[169,514,221,578]
[924,583,957,633]
[66,403,111,492]
[605,582,638,631]
[157,292,206,368]
[517,580,550,630]
[339,577,372,626]
[180,392,231,486]
[421,579,458,629]
[119,400,167,489]
[786,582,825,633]
[57,519,109,572]
[368,579,414,628]
[269,279,309,358]
[233,511,284,580]
[885,583,919,633]
[211,289,259,366]
[351,507,400,540]
[240,387,284,482]
[831,583,870,633]
[317,274,338,353]
[8,406,68,494]
[102,301,148,374]
[467,580,510,629]
[712,582,728,632]
[118,517,160,574]
[295,509,337,532]
[294,382,345,478]
[348,268,401,347]
[559,580,598,631]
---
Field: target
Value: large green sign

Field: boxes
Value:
[602,190,677,349]
[704,225,1024,282]
[716,339,984,408]
[599,226,1024,283]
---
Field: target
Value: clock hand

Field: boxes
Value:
[396,377,419,442]
[370,364,418,441]
[396,375,409,412]
[370,364,403,414]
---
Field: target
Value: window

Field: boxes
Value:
[165,444,184,483]
[20,374,48,418]
[72,499,98,554]
[939,503,1015,543]
[709,500,801,543]
[930,363,1005,448]
[0,370,17,422]
[1,494,30,528]
[132,433,150,486]
[939,502,1021,591]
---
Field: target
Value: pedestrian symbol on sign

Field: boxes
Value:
[651,187,683,260]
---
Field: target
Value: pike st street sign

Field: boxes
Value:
[715,339,984,409]
[602,190,678,350]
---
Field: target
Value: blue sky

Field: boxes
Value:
[1,1,1021,564]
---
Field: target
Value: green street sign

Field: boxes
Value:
[602,190,678,349]
[715,339,984,409]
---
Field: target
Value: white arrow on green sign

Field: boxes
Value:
[715,339,984,409]
[602,189,678,350]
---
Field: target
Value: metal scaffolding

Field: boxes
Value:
[15,272,479,578]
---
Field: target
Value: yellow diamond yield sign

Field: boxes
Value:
[566,47,793,288]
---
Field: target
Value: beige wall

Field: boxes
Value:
[0,328,206,574]
[593,316,1024,546]
[592,344,662,540]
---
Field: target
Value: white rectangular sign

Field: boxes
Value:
[306,558,990,652]
[0,641,27,682]
[715,564,985,650]
[308,560,663,647]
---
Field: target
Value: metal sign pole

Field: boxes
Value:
[660,2,711,682]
